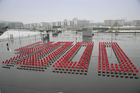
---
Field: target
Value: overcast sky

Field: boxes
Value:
[0,0,140,23]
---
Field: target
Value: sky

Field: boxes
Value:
[0,0,140,23]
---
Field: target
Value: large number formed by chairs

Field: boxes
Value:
[1,41,139,78]
[98,42,139,79]
[52,42,94,75]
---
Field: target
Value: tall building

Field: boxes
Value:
[57,21,62,26]
[72,18,78,25]
[63,19,68,26]
[70,21,74,26]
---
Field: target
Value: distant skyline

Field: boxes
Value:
[0,0,140,23]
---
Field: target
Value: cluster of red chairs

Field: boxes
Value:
[2,42,53,69]
[2,50,35,68]
[2,41,52,64]
[2,54,23,67]
[38,42,73,67]
[2,41,73,71]
[112,42,139,74]
[98,42,139,79]
[75,42,93,72]
[52,42,82,70]
[98,42,110,73]
[52,42,93,74]
[16,42,71,71]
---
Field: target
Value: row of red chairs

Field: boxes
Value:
[112,43,129,73]
[112,42,139,74]
[16,58,45,67]
[75,42,93,71]
[98,42,110,72]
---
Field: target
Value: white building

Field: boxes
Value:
[132,20,140,26]
[104,20,125,26]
